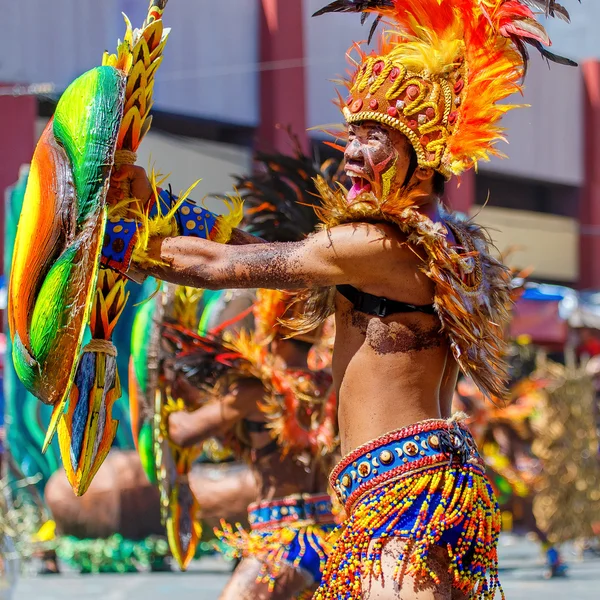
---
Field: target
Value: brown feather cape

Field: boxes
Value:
[287,178,513,400]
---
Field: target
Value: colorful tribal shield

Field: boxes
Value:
[8,0,170,496]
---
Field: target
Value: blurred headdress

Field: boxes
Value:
[315,0,576,177]
[229,137,346,344]
[235,132,346,242]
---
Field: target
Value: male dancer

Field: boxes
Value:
[168,289,336,600]
[104,2,575,597]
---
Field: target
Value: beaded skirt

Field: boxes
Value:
[215,493,336,593]
[314,419,504,600]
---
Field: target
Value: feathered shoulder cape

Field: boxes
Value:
[308,178,513,400]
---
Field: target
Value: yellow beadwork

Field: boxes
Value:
[314,463,504,600]
[215,520,333,593]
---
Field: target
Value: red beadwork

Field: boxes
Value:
[369,98,379,110]
[448,111,458,126]
[454,79,465,94]
[406,85,419,100]
[373,61,384,75]
[387,106,398,117]
[390,67,401,81]
[408,119,418,130]
[351,98,363,113]
[426,107,435,120]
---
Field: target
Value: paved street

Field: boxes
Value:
[13,535,600,599]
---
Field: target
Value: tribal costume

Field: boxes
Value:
[297,2,577,598]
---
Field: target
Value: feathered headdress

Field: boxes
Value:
[233,133,347,242]
[314,0,577,177]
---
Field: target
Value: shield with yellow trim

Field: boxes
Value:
[8,0,170,496]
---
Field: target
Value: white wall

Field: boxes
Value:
[481,55,583,187]
[1,0,259,126]
[472,206,579,283]
[303,0,366,131]
[136,130,252,214]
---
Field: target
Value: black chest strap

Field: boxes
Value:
[250,438,279,462]
[337,284,436,318]
[243,419,269,434]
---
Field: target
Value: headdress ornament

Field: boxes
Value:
[315,0,577,177]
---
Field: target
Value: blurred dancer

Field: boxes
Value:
[168,289,336,600]
[165,148,341,599]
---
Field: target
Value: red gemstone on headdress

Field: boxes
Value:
[373,61,384,75]
[406,85,419,100]
[390,67,400,81]
[448,111,458,126]
[347,95,353,106]
[387,106,398,117]
[351,99,363,113]
[408,119,418,130]
[420,135,430,146]
[454,79,464,94]
[426,107,435,120]
[369,98,379,110]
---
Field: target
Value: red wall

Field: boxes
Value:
[257,0,308,154]
[580,61,600,289]
[0,90,36,275]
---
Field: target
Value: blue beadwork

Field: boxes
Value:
[248,495,334,528]
[334,425,481,505]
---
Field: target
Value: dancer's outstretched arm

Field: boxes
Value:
[139,220,410,292]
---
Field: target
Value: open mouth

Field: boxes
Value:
[347,175,372,201]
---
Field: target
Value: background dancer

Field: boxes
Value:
[162,148,341,599]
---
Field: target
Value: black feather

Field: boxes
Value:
[519,0,578,23]
[368,15,383,44]
[527,39,578,67]
[214,131,347,243]
[312,0,393,18]
[511,36,531,78]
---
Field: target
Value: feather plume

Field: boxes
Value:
[318,0,578,175]
[227,131,347,242]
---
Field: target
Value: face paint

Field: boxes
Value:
[344,121,411,204]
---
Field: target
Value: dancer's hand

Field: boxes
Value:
[108,165,153,204]
[168,410,195,448]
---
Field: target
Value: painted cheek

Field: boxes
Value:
[367,146,396,178]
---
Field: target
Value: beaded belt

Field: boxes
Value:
[247,493,335,532]
[330,419,484,512]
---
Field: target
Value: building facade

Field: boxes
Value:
[1,0,597,287]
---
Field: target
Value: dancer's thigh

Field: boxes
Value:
[361,538,467,600]
[219,557,313,600]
